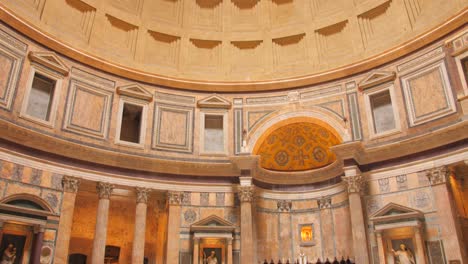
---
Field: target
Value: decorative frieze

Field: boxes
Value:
[342,174,364,194]
[167,191,183,205]
[135,187,151,204]
[317,197,332,209]
[238,186,254,203]
[426,166,450,185]
[96,182,114,199]
[62,176,80,193]
[277,200,292,212]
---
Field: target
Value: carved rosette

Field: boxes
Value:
[426,166,450,185]
[62,176,80,193]
[167,191,183,206]
[136,187,151,204]
[277,200,292,212]
[96,182,114,199]
[238,186,254,203]
[318,197,332,209]
[342,175,364,194]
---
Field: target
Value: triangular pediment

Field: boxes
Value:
[370,203,423,223]
[197,94,231,109]
[28,51,70,76]
[117,84,153,102]
[358,70,396,91]
[191,215,235,233]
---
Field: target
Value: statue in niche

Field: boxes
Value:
[1,244,16,264]
[203,251,218,264]
[392,244,415,264]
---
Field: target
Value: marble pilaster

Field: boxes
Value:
[193,237,200,264]
[227,237,233,264]
[318,197,334,259]
[375,231,386,264]
[239,178,254,264]
[413,227,427,264]
[342,167,370,264]
[426,166,467,263]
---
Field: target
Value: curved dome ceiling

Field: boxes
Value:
[254,122,341,171]
[1,0,466,91]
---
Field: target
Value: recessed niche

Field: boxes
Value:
[119,103,143,144]
[204,115,224,153]
[369,90,396,134]
[25,73,56,121]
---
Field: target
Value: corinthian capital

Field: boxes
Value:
[318,197,332,209]
[96,182,114,199]
[136,187,151,204]
[426,166,450,186]
[167,191,183,206]
[238,186,254,203]
[342,174,364,194]
[62,176,80,193]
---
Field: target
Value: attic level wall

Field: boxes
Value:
[0,22,466,171]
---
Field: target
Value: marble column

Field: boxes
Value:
[132,188,150,264]
[30,226,45,264]
[227,237,233,264]
[91,182,114,264]
[413,227,427,264]
[166,191,183,264]
[342,166,370,264]
[375,231,386,264]
[426,166,467,263]
[54,176,80,264]
[239,178,254,264]
[193,237,200,264]
[318,197,334,259]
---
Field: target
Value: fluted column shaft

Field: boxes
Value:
[91,182,114,264]
[166,191,183,264]
[343,167,370,264]
[132,188,150,264]
[239,183,254,264]
[54,176,80,264]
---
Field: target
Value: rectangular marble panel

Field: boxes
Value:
[153,104,194,153]
[401,60,456,126]
[0,43,24,110]
[63,80,113,139]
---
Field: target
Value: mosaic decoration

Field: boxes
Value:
[255,122,340,171]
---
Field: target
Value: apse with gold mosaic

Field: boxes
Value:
[255,122,341,171]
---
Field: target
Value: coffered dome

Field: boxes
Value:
[1,0,466,91]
